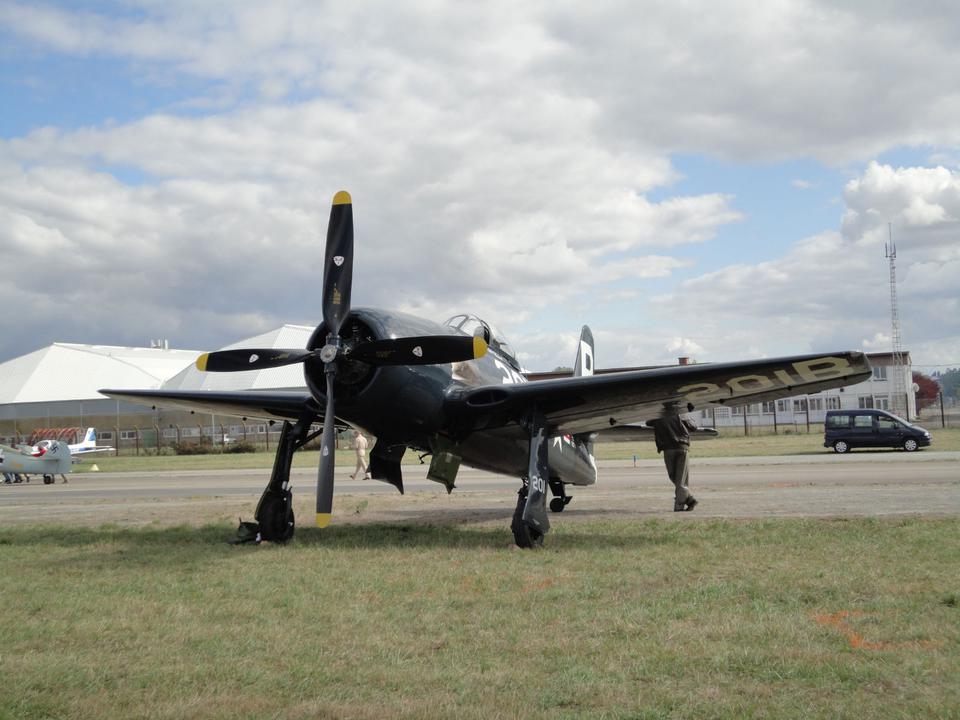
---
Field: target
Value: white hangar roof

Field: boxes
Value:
[162,325,313,392]
[0,343,202,404]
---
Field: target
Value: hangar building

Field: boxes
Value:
[0,342,202,442]
[0,327,313,448]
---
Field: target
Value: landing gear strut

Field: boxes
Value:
[512,408,550,548]
[236,415,320,544]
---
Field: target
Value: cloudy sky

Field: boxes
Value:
[1,1,958,373]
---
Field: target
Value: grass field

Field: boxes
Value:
[1,517,957,719]
[70,427,960,474]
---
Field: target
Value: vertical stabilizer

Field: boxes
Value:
[573,326,594,377]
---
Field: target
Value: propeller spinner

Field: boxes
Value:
[193,191,488,529]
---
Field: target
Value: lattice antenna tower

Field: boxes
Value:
[886,224,907,417]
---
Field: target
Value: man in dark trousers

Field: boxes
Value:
[647,404,699,511]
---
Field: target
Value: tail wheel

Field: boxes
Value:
[511,489,544,548]
[833,440,850,454]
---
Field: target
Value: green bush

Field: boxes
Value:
[173,439,214,455]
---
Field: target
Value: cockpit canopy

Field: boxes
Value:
[445,313,520,370]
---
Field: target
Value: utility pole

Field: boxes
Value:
[886,224,908,418]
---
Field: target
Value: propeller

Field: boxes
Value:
[193,190,488,530]
[195,335,486,373]
[314,190,354,528]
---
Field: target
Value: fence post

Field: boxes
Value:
[940,392,946,428]
[154,424,161,455]
[115,426,120,456]
[134,427,141,456]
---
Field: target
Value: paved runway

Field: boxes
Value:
[2,451,958,527]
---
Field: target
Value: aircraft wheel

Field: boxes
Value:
[511,491,544,548]
[833,440,850,454]
[549,497,566,513]
[903,438,919,452]
[43,474,54,485]
[257,489,295,543]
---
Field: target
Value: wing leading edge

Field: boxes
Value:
[100,389,318,422]
[447,351,872,436]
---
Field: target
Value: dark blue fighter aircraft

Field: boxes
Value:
[103,191,872,548]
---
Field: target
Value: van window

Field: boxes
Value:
[877,417,899,430]
[826,415,850,429]
[853,415,874,428]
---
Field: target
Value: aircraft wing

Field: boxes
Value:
[448,351,871,436]
[99,389,319,422]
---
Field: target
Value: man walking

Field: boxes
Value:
[350,429,371,480]
[647,404,699,512]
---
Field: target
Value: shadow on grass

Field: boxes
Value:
[0,516,688,557]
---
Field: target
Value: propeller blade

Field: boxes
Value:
[348,335,488,366]
[315,371,337,527]
[322,191,354,338]
[196,348,313,372]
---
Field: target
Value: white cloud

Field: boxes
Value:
[645,164,960,364]
[2,3,960,370]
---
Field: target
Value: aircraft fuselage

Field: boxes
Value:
[304,308,597,487]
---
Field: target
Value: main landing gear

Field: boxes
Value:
[511,476,572,547]
[234,415,321,545]
[511,409,552,549]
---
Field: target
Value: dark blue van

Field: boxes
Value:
[824,409,932,453]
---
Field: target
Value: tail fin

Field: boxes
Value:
[77,428,96,448]
[572,326,596,457]
[573,326,594,377]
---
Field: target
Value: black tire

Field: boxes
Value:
[833,440,850,454]
[257,489,295,543]
[549,497,565,513]
[903,438,919,452]
[43,474,54,485]
[511,491,543,548]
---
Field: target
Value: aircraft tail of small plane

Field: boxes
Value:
[68,428,113,456]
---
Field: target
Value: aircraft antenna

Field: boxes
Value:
[886,223,908,418]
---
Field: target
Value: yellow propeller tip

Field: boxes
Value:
[473,336,488,359]
[196,353,209,371]
[333,190,352,205]
[315,513,332,528]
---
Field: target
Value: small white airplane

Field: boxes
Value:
[1,440,72,484]
[33,428,114,461]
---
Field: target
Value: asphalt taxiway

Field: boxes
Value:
[2,451,957,527]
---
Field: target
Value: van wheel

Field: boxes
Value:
[903,438,919,452]
[833,440,850,454]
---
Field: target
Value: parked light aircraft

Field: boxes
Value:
[0,440,72,484]
[102,191,872,548]
[33,428,114,462]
